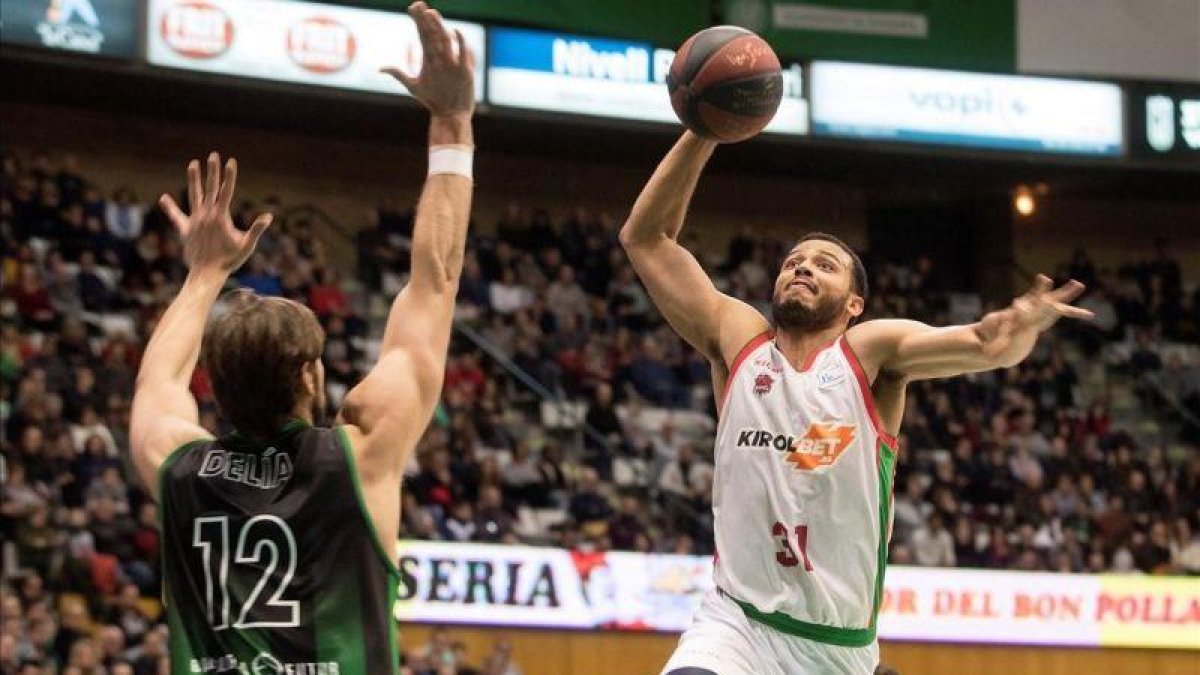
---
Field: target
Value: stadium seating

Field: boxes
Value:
[3,149,1198,673]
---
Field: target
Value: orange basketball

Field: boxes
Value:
[667,26,783,143]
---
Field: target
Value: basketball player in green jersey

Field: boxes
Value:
[128,4,474,672]
[621,132,1094,675]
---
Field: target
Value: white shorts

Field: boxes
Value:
[661,590,879,675]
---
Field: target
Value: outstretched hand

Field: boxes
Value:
[159,152,272,275]
[978,274,1094,358]
[381,1,475,118]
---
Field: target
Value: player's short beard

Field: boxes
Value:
[771,289,846,332]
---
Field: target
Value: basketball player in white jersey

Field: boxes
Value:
[619,132,1093,675]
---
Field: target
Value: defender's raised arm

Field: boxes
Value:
[130,154,270,496]
[338,2,476,465]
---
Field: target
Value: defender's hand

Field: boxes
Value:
[159,152,272,275]
[382,2,475,118]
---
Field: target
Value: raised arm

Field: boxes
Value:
[338,2,475,468]
[847,275,1093,383]
[130,154,272,495]
[619,132,767,371]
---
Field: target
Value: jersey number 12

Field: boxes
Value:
[193,515,300,630]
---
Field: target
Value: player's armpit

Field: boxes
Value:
[337,347,439,468]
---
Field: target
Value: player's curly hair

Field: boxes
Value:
[795,232,869,302]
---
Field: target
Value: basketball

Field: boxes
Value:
[667,26,783,143]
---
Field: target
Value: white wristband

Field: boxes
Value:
[428,145,474,179]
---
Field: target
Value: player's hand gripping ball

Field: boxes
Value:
[667,26,783,143]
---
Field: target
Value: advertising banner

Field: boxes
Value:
[0,0,137,58]
[809,61,1123,155]
[146,0,486,100]
[394,541,715,632]
[486,26,808,135]
[342,0,709,49]
[393,541,1200,649]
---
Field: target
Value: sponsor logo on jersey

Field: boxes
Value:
[817,365,846,389]
[753,371,774,395]
[753,355,783,373]
[198,447,293,489]
[786,423,855,470]
[734,423,856,471]
[188,653,340,674]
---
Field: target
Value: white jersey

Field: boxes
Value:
[712,332,898,647]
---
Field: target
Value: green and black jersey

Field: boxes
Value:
[158,421,399,675]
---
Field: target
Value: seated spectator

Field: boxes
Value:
[627,336,685,407]
[1,462,49,529]
[16,504,60,578]
[1133,520,1174,573]
[608,495,647,552]
[951,516,985,567]
[236,254,282,297]
[489,268,532,315]
[130,502,159,571]
[657,444,713,501]
[85,466,129,514]
[88,495,146,590]
[411,449,464,515]
[458,254,490,309]
[77,251,111,311]
[568,468,612,527]
[608,265,651,329]
[102,583,151,646]
[1129,329,1163,377]
[307,267,349,317]
[104,187,143,242]
[474,486,515,544]
[536,443,570,508]
[892,474,930,545]
[544,265,588,329]
[445,353,486,406]
[584,382,621,441]
[44,254,83,316]
[10,266,57,330]
[500,441,544,507]
[912,513,955,567]
[1170,517,1200,574]
[443,501,476,542]
[1008,442,1045,490]
[95,624,125,670]
[66,636,102,673]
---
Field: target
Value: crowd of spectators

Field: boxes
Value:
[3,149,1199,673]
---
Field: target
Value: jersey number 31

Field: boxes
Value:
[773,522,814,571]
